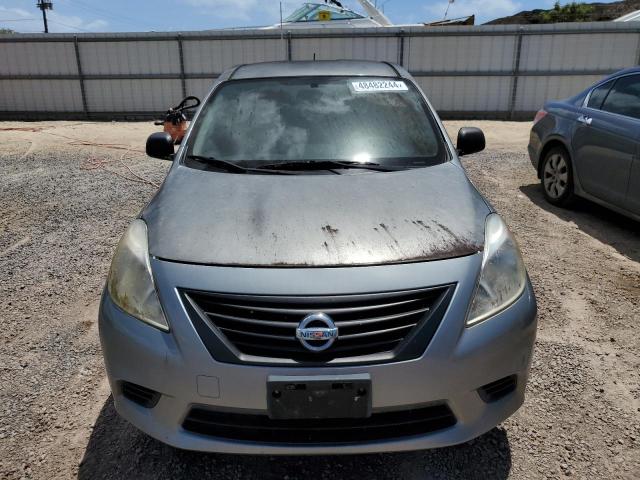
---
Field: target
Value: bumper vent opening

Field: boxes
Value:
[478,375,517,403]
[121,381,161,408]
[183,404,457,444]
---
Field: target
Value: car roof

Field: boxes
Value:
[230,60,403,80]
[558,66,640,106]
[601,66,640,82]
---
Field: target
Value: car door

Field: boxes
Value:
[598,75,640,216]
[628,141,640,216]
[571,75,639,210]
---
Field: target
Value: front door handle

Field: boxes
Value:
[577,115,593,126]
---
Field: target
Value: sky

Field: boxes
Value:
[0,0,621,34]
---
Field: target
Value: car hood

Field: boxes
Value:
[142,162,490,267]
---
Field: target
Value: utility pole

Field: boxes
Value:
[444,0,454,20]
[37,0,53,34]
[280,2,285,60]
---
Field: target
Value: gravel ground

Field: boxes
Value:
[0,120,638,479]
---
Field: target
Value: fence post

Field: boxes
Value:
[177,34,187,98]
[508,28,524,121]
[397,30,405,67]
[73,36,89,117]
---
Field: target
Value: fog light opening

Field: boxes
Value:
[478,375,517,403]
[121,381,161,408]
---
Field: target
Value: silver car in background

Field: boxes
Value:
[529,67,640,221]
[99,61,537,454]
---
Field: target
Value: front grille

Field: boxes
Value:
[182,286,453,365]
[183,404,456,444]
[121,381,161,408]
[478,375,518,403]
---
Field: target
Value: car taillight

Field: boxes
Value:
[533,110,548,125]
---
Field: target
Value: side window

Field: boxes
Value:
[601,75,640,120]
[587,80,614,109]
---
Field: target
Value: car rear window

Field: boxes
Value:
[601,75,640,120]
[587,79,614,110]
[187,77,447,168]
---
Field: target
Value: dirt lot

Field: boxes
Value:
[0,120,638,479]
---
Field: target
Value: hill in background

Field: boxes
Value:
[486,0,640,24]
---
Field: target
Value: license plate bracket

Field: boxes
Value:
[267,374,372,420]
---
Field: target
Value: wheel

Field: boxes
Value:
[541,146,575,207]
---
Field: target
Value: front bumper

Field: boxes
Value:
[99,254,537,454]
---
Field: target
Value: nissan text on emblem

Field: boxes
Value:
[296,313,339,352]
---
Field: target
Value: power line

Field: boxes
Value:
[64,0,134,27]
[47,18,94,32]
[0,17,98,33]
[65,0,155,29]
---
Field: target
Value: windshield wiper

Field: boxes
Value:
[185,155,295,175]
[257,160,398,172]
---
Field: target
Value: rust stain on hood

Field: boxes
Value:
[143,162,489,267]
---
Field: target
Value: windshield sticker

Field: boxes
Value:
[351,80,409,93]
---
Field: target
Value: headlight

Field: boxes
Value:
[107,219,169,331]
[467,214,527,326]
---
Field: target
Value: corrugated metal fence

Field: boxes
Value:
[1,22,639,120]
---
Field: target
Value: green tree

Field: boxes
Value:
[0,28,15,34]
[539,1,595,23]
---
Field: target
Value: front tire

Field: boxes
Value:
[541,146,575,207]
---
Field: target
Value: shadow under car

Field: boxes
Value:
[77,396,513,480]
[519,183,640,264]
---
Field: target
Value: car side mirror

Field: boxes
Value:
[146,132,175,160]
[456,127,486,156]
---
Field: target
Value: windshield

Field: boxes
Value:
[284,3,363,22]
[187,76,448,168]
